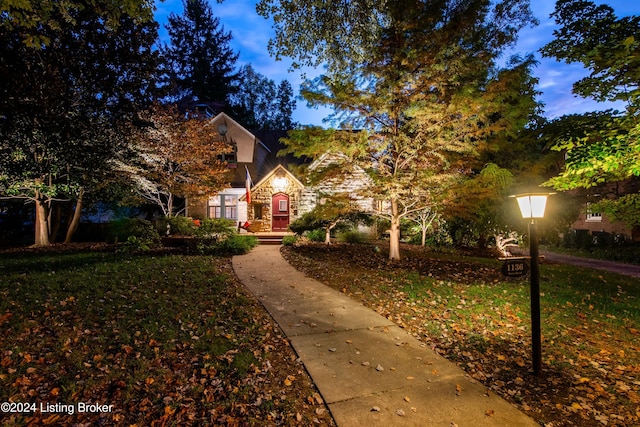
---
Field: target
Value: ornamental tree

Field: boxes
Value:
[119,104,231,217]
[265,0,538,259]
[289,193,365,244]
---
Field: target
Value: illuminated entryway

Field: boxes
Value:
[271,193,290,231]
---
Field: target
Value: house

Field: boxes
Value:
[185,113,378,233]
[567,179,640,242]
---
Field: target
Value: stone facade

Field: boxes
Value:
[301,152,376,214]
[245,165,304,232]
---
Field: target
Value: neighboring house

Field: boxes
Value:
[567,179,640,242]
[185,113,375,233]
[570,203,630,237]
[569,204,640,243]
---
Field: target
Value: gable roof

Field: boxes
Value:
[308,151,350,171]
[209,112,256,163]
[243,165,304,202]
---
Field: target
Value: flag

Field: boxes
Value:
[245,165,252,204]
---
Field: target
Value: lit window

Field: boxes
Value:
[209,195,238,220]
[586,203,602,222]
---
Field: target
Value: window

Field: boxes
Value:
[218,143,237,167]
[253,204,263,219]
[209,195,238,220]
[279,200,288,212]
[586,212,602,222]
[586,203,602,222]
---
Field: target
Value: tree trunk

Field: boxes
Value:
[49,202,62,243]
[65,188,84,244]
[388,199,401,260]
[478,234,487,249]
[421,227,427,246]
[325,221,338,245]
[167,193,174,217]
[34,191,50,247]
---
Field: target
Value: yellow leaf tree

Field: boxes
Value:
[121,104,231,216]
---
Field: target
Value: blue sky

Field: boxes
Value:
[154,0,638,127]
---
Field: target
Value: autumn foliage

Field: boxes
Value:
[123,104,232,216]
[283,243,640,427]
[0,248,334,426]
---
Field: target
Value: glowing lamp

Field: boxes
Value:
[514,193,551,219]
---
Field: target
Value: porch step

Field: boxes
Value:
[256,234,289,245]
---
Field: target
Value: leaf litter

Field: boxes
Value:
[0,246,335,426]
[282,242,640,427]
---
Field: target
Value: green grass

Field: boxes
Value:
[399,259,639,360]
[0,250,325,426]
[282,243,640,426]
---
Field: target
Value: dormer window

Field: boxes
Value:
[218,143,237,168]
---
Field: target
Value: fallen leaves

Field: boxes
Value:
[283,242,640,427]
[0,251,336,426]
[284,374,296,386]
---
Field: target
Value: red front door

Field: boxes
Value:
[272,193,289,231]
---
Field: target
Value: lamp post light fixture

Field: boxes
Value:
[512,192,553,376]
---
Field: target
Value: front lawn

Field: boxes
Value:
[0,247,334,426]
[282,242,640,427]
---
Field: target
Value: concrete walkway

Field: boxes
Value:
[232,245,539,427]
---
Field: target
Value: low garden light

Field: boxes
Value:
[512,192,554,376]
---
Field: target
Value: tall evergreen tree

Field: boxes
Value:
[265,0,538,259]
[231,64,297,129]
[160,0,239,108]
[275,80,296,129]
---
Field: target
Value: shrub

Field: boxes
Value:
[116,236,152,253]
[167,216,199,236]
[106,218,159,244]
[198,235,258,255]
[196,218,236,238]
[305,229,326,242]
[563,229,592,250]
[337,229,368,244]
[589,245,640,265]
[282,235,298,246]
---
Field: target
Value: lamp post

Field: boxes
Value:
[513,193,552,376]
